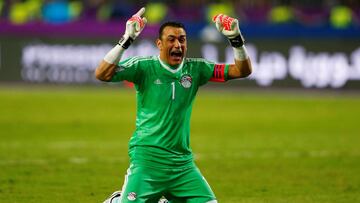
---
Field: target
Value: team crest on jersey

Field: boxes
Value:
[127,192,137,201]
[180,74,192,88]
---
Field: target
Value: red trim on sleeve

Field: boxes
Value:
[210,64,226,82]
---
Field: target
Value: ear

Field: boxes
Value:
[156,39,162,50]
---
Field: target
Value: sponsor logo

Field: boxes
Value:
[127,192,137,201]
[115,66,125,72]
[180,74,192,88]
[154,79,162,84]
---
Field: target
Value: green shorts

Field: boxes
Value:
[119,163,216,203]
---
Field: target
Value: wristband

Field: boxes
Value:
[228,34,245,48]
[233,45,249,61]
[103,44,125,65]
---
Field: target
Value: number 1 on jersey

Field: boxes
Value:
[171,82,175,100]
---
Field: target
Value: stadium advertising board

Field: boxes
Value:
[0,37,359,89]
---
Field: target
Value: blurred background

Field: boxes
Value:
[0,0,360,89]
[1,1,360,202]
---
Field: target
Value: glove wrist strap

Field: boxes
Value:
[118,35,134,49]
[228,34,245,48]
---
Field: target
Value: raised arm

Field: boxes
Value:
[213,14,252,79]
[95,8,147,82]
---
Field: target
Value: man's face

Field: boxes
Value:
[157,26,187,66]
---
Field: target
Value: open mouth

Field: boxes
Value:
[170,50,183,62]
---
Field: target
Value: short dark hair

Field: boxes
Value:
[158,21,186,39]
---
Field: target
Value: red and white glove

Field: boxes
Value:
[103,7,147,64]
[118,7,147,49]
[213,14,245,48]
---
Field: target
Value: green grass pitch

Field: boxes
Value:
[0,85,359,203]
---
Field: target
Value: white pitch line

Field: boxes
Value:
[0,156,128,166]
[194,150,360,160]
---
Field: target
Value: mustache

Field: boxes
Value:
[170,47,183,57]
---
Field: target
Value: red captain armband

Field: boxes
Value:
[210,64,226,82]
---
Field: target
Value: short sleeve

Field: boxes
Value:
[110,56,142,84]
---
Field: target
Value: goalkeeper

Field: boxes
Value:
[96,7,252,203]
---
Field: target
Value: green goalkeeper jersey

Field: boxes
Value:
[111,56,229,168]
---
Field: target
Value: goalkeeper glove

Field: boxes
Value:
[118,7,147,49]
[213,14,245,48]
[103,7,147,64]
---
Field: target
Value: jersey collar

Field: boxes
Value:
[158,56,185,74]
